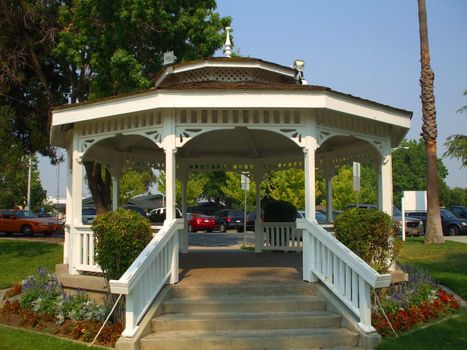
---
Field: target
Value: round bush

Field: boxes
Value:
[92,208,152,280]
[263,200,296,222]
[334,208,398,273]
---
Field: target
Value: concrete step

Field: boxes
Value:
[168,283,317,298]
[162,295,326,314]
[153,310,342,332]
[140,327,360,350]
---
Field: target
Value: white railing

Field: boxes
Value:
[72,224,164,273]
[262,222,302,251]
[73,225,101,273]
[297,218,391,333]
[109,219,183,337]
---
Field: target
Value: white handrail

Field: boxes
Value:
[109,219,183,337]
[297,218,391,333]
[262,222,302,251]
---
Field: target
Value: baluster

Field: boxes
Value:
[352,271,359,309]
[345,265,351,298]
[358,278,373,332]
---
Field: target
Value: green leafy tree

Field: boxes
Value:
[443,134,466,168]
[328,165,377,210]
[392,139,448,207]
[158,172,209,207]
[119,169,157,204]
[220,172,259,211]
[0,153,47,210]
[1,0,231,214]
[263,169,307,210]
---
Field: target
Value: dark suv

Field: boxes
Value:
[213,209,244,232]
[449,206,467,219]
[406,209,467,236]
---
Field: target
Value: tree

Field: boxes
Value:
[220,172,259,211]
[1,0,231,214]
[157,172,209,207]
[443,134,467,168]
[324,165,377,210]
[119,169,157,204]
[392,139,448,206]
[0,153,47,210]
[417,0,444,243]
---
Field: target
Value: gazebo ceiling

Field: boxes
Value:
[178,127,301,159]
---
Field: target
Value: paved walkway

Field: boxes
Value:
[444,236,467,244]
[178,249,302,287]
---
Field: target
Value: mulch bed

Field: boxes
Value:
[0,299,122,347]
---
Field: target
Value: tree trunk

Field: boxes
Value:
[84,161,112,215]
[418,0,444,244]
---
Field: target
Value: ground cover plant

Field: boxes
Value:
[0,240,62,289]
[372,266,460,336]
[0,268,122,347]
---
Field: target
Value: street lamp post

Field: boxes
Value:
[26,157,32,210]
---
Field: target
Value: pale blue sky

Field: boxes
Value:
[39,0,466,198]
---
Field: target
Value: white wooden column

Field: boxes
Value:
[377,153,393,216]
[254,168,263,253]
[303,114,318,282]
[70,132,84,275]
[64,138,73,266]
[111,167,121,211]
[162,111,177,223]
[180,166,189,254]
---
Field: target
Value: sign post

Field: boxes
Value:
[352,162,361,206]
[241,172,250,246]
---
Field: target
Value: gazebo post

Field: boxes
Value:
[179,165,189,254]
[254,168,263,253]
[64,139,73,267]
[70,132,83,275]
[324,162,334,223]
[377,149,393,215]
[303,133,318,282]
[111,166,121,211]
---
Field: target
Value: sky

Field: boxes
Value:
[39,0,467,199]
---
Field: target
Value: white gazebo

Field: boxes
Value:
[50,39,411,337]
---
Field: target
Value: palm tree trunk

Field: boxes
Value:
[418,0,444,243]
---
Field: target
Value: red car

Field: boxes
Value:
[187,213,216,232]
[0,209,62,235]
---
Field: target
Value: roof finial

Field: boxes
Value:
[223,27,232,58]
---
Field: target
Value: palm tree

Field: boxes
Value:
[417,0,444,243]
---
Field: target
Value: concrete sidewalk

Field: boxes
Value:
[178,250,303,287]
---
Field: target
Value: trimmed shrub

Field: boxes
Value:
[92,208,152,281]
[334,208,399,273]
[263,200,296,222]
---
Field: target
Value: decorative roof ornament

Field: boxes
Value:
[223,27,232,58]
[293,59,308,85]
[163,51,177,66]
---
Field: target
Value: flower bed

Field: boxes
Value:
[0,267,123,347]
[372,266,461,336]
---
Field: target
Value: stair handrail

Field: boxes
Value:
[297,218,391,333]
[109,218,183,337]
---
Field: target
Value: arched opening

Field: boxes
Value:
[177,126,304,252]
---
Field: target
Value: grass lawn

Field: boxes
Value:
[0,239,62,289]
[377,237,467,349]
[378,309,467,350]
[0,324,109,350]
[397,237,467,299]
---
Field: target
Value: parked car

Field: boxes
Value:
[188,202,224,216]
[246,212,256,231]
[187,213,216,232]
[213,209,244,232]
[392,207,424,237]
[296,210,327,224]
[0,209,62,235]
[449,206,467,219]
[344,204,424,236]
[148,207,182,223]
[82,207,97,224]
[121,204,147,217]
[406,209,467,236]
